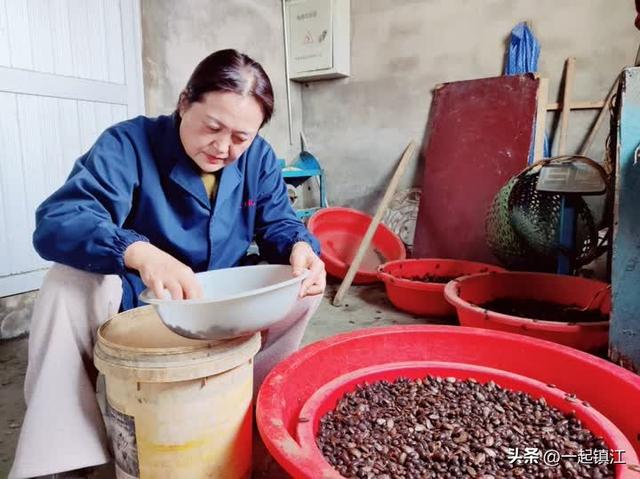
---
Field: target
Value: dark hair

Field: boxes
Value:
[178,49,274,126]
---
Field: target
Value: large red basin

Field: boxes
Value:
[308,207,406,284]
[256,326,640,478]
[297,362,637,478]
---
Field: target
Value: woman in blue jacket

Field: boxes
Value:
[10,49,325,479]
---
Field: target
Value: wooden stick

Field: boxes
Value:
[578,76,619,156]
[534,78,549,161]
[332,141,417,306]
[546,100,605,111]
[557,57,576,155]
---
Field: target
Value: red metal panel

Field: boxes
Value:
[413,74,538,262]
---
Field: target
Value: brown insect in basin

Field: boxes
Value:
[316,377,614,478]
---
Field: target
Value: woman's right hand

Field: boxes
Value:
[124,241,203,300]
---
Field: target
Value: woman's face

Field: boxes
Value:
[179,91,264,173]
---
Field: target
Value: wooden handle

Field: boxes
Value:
[546,100,605,111]
[557,57,575,155]
[534,78,549,161]
[332,141,417,306]
[578,76,619,156]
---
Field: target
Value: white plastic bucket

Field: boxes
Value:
[94,306,261,479]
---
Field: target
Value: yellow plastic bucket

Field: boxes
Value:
[94,306,261,479]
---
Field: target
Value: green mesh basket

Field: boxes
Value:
[486,157,603,272]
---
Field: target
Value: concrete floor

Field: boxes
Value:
[0,278,453,478]
[0,336,27,477]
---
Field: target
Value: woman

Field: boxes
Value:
[10,49,325,479]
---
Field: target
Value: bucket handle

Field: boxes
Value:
[567,284,611,313]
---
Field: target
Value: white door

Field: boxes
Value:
[0,0,145,297]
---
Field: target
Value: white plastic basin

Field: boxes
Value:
[139,264,308,340]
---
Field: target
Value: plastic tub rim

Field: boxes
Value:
[377,258,505,292]
[139,264,308,305]
[444,272,610,331]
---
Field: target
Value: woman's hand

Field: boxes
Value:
[124,241,203,300]
[290,241,326,297]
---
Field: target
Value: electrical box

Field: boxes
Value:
[285,0,350,82]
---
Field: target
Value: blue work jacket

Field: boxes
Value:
[33,113,320,310]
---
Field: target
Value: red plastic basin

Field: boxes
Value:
[378,258,505,316]
[256,326,640,478]
[308,207,406,284]
[297,361,637,478]
[444,272,610,352]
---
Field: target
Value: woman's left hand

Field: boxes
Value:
[290,241,326,297]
